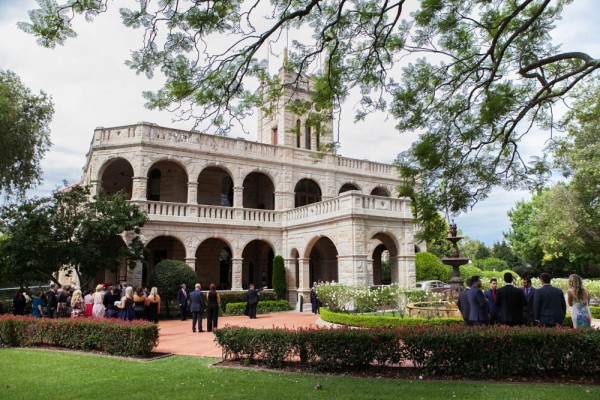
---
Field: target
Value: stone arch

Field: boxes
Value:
[146,160,188,202]
[195,238,233,290]
[369,232,399,285]
[339,182,361,195]
[370,186,391,197]
[144,235,187,285]
[91,236,129,287]
[415,245,422,253]
[242,171,275,210]
[242,240,275,289]
[198,166,234,206]
[294,178,322,207]
[98,157,134,199]
[305,236,338,284]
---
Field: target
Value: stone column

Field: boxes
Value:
[296,258,311,308]
[390,255,401,286]
[89,180,101,197]
[131,176,148,201]
[185,257,196,271]
[127,260,144,287]
[233,187,243,208]
[231,258,243,290]
[187,182,198,204]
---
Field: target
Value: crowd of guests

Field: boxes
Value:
[457,272,592,328]
[11,283,161,323]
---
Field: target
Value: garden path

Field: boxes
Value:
[155,311,321,357]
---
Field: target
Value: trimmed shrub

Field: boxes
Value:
[416,252,450,282]
[457,264,483,281]
[590,306,600,319]
[214,325,600,378]
[148,259,197,316]
[225,300,292,315]
[271,255,286,300]
[0,315,158,356]
[320,307,463,328]
[219,290,277,312]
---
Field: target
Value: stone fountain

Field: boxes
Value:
[441,221,470,292]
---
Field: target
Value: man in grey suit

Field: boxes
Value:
[533,273,567,327]
[190,283,206,332]
[467,276,488,326]
[457,278,472,326]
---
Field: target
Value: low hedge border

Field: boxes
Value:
[0,315,158,356]
[214,325,600,377]
[218,290,278,312]
[225,300,293,316]
[320,307,463,328]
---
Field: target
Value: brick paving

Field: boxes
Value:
[155,311,320,357]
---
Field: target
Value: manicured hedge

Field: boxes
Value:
[590,306,600,319]
[225,300,293,316]
[218,290,277,312]
[0,315,158,356]
[214,325,600,377]
[320,307,463,328]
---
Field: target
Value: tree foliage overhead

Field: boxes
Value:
[0,186,147,289]
[20,0,598,218]
[0,69,53,199]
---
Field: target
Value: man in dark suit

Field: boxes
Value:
[189,283,206,332]
[177,284,188,321]
[484,278,498,325]
[533,273,567,327]
[495,272,526,326]
[245,283,265,319]
[522,277,536,325]
[467,276,488,325]
[46,284,57,318]
[457,278,472,326]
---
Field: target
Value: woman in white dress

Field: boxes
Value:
[567,274,592,328]
[92,284,106,318]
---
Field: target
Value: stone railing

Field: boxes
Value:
[92,123,396,178]
[133,192,411,227]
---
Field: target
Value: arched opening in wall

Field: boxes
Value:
[305,124,311,150]
[371,186,391,197]
[145,236,186,286]
[414,245,422,253]
[291,249,300,289]
[308,237,338,284]
[242,240,274,289]
[100,158,133,199]
[370,232,399,285]
[242,172,275,210]
[198,166,234,207]
[146,161,188,202]
[195,238,232,290]
[339,183,360,195]
[296,120,301,148]
[294,178,321,207]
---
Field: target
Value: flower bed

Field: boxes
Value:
[0,315,158,356]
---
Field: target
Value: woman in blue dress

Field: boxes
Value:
[117,286,135,321]
[567,274,592,328]
[31,291,44,318]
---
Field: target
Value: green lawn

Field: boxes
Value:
[0,349,597,399]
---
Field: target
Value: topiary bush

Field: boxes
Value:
[457,264,483,281]
[416,252,450,282]
[148,259,197,317]
[271,255,286,300]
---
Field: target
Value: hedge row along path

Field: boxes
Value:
[155,311,320,357]
[155,311,600,358]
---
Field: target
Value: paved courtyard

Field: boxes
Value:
[155,311,320,357]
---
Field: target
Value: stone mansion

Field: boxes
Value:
[79,64,418,305]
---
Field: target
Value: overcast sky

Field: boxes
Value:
[1,0,598,246]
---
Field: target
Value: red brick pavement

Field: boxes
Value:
[155,311,320,357]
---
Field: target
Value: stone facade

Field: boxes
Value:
[80,65,417,305]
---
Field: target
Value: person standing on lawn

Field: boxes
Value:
[495,272,526,326]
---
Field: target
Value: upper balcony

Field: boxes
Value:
[89,122,398,178]
[132,191,412,230]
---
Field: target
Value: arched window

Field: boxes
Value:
[305,124,311,150]
[294,179,321,207]
[296,120,301,148]
[147,169,161,201]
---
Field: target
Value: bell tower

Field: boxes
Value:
[257,49,333,150]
